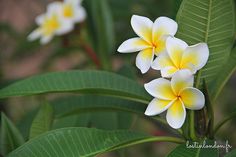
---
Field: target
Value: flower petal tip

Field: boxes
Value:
[144,110,153,116]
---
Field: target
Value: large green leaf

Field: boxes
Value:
[52,95,144,130]
[209,47,236,101]
[52,95,146,118]
[84,0,115,70]
[0,113,24,156]
[0,70,150,103]
[176,0,235,84]
[29,103,54,139]
[167,140,219,157]
[16,95,146,139]
[7,127,184,157]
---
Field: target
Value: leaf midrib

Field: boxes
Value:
[204,0,212,43]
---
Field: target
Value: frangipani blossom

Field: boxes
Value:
[28,3,73,44]
[28,0,86,45]
[117,15,177,73]
[152,36,209,78]
[144,70,205,129]
[51,0,86,23]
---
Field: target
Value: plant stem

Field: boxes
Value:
[203,80,214,139]
[214,111,236,135]
[195,70,202,88]
[189,110,197,140]
[189,70,202,140]
[81,43,101,68]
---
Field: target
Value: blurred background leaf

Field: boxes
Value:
[29,102,53,139]
[84,0,115,70]
[0,113,24,156]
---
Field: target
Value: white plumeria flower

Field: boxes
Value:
[50,0,86,23]
[28,2,74,44]
[152,36,209,78]
[117,15,178,73]
[144,70,205,129]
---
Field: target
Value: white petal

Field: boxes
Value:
[131,15,153,43]
[166,37,188,67]
[28,28,41,41]
[151,52,175,70]
[180,87,205,110]
[181,43,209,70]
[35,14,45,25]
[152,16,177,42]
[65,0,82,4]
[183,63,197,74]
[56,19,74,35]
[166,99,186,129]
[145,99,174,116]
[118,38,150,53]
[144,78,175,100]
[160,66,178,78]
[73,6,86,22]
[135,48,154,73]
[40,35,53,45]
[47,2,62,14]
[171,69,194,95]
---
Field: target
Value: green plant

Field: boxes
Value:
[0,0,235,156]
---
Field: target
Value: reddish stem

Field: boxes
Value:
[81,43,101,68]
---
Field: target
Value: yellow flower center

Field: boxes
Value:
[63,4,74,18]
[152,43,157,48]
[152,39,165,55]
[41,14,60,36]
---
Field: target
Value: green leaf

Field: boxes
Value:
[52,95,144,130]
[209,47,236,101]
[17,109,38,140]
[225,149,236,157]
[176,0,235,85]
[167,140,219,157]
[17,95,146,137]
[52,95,146,118]
[0,70,150,103]
[29,103,54,139]
[53,114,91,129]
[0,113,24,156]
[7,127,184,157]
[214,111,236,135]
[174,0,183,18]
[117,64,137,80]
[84,0,115,70]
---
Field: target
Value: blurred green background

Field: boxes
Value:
[0,0,236,156]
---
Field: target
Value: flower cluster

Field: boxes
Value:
[118,15,209,129]
[28,0,86,45]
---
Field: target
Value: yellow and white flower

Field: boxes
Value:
[144,70,205,129]
[28,0,86,45]
[117,15,178,73]
[51,0,86,23]
[152,36,209,78]
[28,3,73,44]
